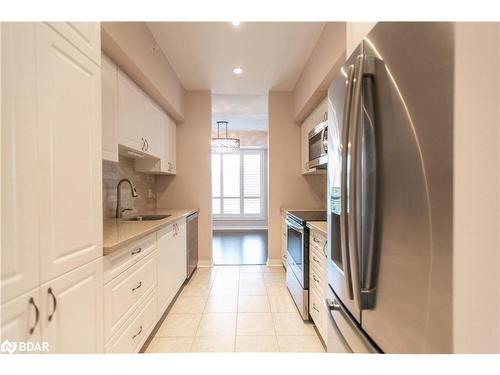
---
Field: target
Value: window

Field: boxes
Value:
[212,149,266,219]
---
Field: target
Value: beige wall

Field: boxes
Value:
[292,22,346,124]
[346,22,377,56]
[102,157,157,219]
[156,91,213,265]
[101,22,186,122]
[268,92,326,264]
[453,22,500,353]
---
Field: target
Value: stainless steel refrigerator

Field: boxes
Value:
[326,23,453,353]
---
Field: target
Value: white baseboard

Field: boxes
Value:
[266,258,283,266]
[197,260,213,267]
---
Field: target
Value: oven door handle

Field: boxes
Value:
[285,218,304,233]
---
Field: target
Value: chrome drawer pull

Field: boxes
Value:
[312,303,319,312]
[313,237,321,244]
[132,325,143,339]
[131,281,142,292]
[313,275,320,283]
[131,247,142,256]
[313,256,320,264]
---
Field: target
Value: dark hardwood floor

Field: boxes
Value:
[212,230,268,265]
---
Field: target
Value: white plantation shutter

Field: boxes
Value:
[222,154,240,198]
[243,153,261,215]
[212,154,221,197]
[212,149,266,219]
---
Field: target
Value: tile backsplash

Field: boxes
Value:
[102,156,157,219]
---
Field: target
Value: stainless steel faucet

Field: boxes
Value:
[115,178,138,219]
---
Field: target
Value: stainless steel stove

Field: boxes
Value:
[285,210,326,320]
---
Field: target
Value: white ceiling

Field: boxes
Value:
[212,95,268,131]
[147,22,325,95]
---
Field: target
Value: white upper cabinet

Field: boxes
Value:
[144,99,164,159]
[41,258,103,354]
[47,22,101,65]
[1,23,40,304]
[36,23,102,282]
[165,114,177,174]
[117,69,145,153]
[105,59,177,173]
[134,93,177,175]
[101,54,119,162]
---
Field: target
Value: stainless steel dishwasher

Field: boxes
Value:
[186,212,198,279]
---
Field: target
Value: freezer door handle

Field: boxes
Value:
[326,297,379,353]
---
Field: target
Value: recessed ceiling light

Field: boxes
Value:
[232,67,243,75]
[231,21,241,27]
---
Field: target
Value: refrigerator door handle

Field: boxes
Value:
[340,64,356,300]
[347,53,382,311]
[347,54,365,311]
[360,56,381,308]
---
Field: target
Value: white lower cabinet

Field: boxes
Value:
[105,289,157,353]
[281,212,288,267]
[157,219,187,316]
[309,229,328,343]
[104,252,157,342]
[103,217,188,353]
[0,288,43,350]
[103,233,156,284]
[40,258,103,354]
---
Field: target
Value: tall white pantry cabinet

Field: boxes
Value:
[1,22,103,353]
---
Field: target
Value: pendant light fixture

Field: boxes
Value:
[211,120,240,152]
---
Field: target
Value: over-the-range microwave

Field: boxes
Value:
[307,115,328,169]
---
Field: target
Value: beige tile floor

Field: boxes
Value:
[145,265,325,353]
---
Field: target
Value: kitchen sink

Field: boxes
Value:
[123,214,171,221]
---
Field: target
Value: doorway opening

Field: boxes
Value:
[211,95,268,265]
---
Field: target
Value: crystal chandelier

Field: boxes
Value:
[211,120,240,152]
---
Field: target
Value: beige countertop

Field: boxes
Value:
[103,208,198,255]
[306,221,327,235]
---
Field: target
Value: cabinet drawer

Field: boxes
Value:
[310,239,327,259]
[310,287,327,342]
[310,263,327,295]
[310,230,327,250]
[103,233,156,284]
[105,289,157,353]
[309,247,326,271]
[104,252,156,342]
